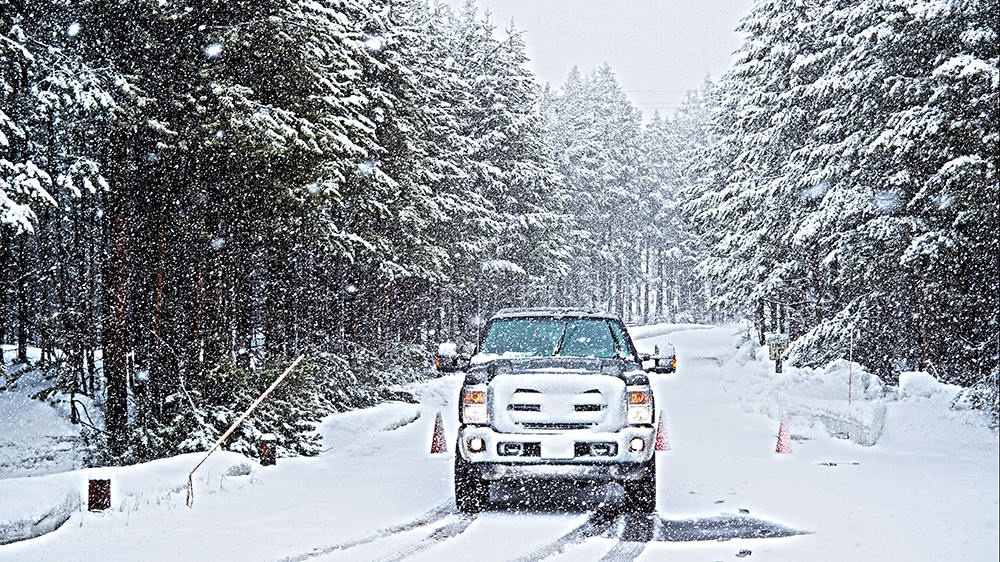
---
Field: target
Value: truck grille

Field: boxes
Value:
[520,422,594,431]
[490,373,626,434]
[508,404,541,412]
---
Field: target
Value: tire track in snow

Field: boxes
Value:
[505,509,619,562]
[273,500,457,562]
[596,540,647,562]
[364,514,476,562]
[595,513,653,562]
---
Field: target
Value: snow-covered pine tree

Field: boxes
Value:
[684,0,997,407]
[539,65,645,318]
[449,4,568,318]
[785,0,998,387]
[641,80,716,324]
[1,0,115,394]
[45,0,383,462]
[323,0,487,346]
[683,0,830,343]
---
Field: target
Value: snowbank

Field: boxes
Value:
[0,392,82,479]
[628,323,712,340]
[0,350,91,480]
[707,329,891,446]
[716,329,996,448]
[898,371,963,402]
[0,451,253,545]
[0,477,79,545]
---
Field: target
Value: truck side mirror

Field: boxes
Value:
[436,342,470,372]
[641,344,676,374]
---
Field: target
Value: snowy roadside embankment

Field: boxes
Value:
[713,326,995,448]
[633,324,993,448]
[716,329,888,446]
[0,478,79,546]
[0,451,253,545]
[1,348,91,480]
[0,391,82,479]
[628,322,711,341]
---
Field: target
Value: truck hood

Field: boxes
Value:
[462,357,648,385]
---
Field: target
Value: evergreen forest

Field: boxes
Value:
[2,0,995,463]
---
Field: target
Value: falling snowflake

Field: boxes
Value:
[872,189,902,212]
[364,35,386,52]
[205,43,224,58]
[801,180,830,201]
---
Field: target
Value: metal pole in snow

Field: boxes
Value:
[186,354,304,507]
[847,326,854,441]
[848,327,854,405]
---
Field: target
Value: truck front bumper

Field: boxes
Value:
[457,425,656,482]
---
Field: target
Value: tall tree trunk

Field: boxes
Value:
[39,205,50,363]
[86,206,98,396]
[103,151,131,458]
[615,256,624,318]
[0,225,12,363]
[756,300,766,346]
[17,235,28,363]
[655,247,663,322]
[642,244,650,324]
[191,235,206,378]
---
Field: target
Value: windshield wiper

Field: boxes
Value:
[552,321,568,356]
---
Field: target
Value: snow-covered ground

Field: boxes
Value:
[1,325,996,561]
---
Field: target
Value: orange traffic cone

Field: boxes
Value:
[430,412,448,454]
[655,411,671,452]
[775,413,792,454]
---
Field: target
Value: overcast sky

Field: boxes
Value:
[437,0,755,119]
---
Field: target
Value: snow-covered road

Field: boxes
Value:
[2,325,996,561]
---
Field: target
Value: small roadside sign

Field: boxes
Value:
[768,335,790,373]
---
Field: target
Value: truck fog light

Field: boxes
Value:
[468,437,485,452]
[629,437,645,452]
[499,442,523,456]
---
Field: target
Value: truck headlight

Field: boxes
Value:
[627,388,652,424]
[462,386,488,424]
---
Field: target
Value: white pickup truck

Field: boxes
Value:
[444,307,674,513]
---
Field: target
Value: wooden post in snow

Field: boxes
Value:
[186,355,304,507]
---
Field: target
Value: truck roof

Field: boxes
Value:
[490,307,620,321]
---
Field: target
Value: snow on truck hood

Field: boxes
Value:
[463,356,649,385]
[469,355,624,372]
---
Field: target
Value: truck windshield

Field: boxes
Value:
[480,318,625,359]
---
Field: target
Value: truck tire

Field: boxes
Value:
[622,456,657,513]
[454,454,490,513]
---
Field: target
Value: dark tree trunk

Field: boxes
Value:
[656,248,663,322]
[642,244,649,324]
[17,235,28,363]
[86,206,99,396]
[756,300,767,346]
[0,225,12,364]
[103,150,131,459]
